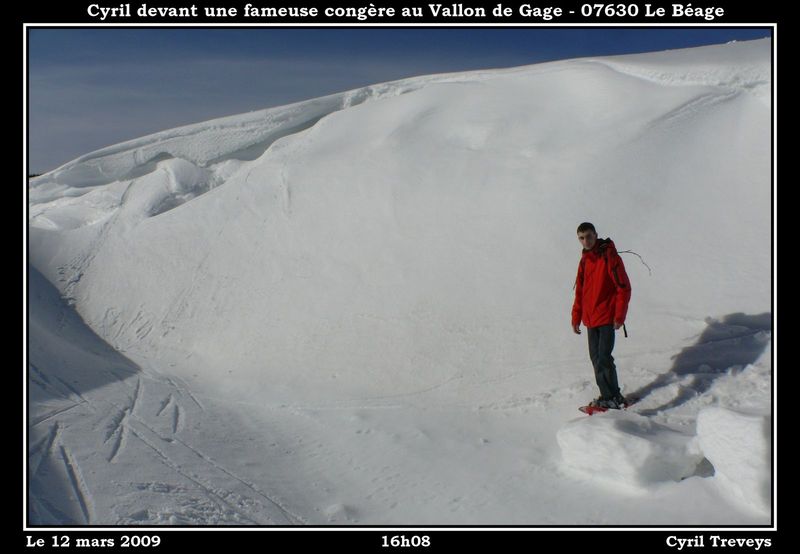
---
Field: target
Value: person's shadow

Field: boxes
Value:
[629,313,771,415]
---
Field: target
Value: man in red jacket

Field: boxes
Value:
[572,222,632,409]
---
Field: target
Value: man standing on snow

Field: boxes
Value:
[572,222,632,410]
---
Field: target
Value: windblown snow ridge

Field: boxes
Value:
[27,72,491,229]
[28,38,770,231]
[30,73,468,193]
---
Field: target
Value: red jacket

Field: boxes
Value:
[572,238,631,328]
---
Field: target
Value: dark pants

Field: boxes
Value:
[587,324,621,400]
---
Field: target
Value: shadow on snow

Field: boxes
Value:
[28,266,142,525]
[629,313,771,415]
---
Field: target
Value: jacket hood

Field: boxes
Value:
[583,237,616,255]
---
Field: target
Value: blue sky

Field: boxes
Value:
[28,27,771,174]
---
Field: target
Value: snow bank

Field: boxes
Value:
[696,407,771,514]
[28,67,528,214]
[28,38,771,407]
[556,412,704,490]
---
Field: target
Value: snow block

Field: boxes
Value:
[557,412,703,490]
[696,407,771,514]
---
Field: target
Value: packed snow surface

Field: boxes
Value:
[696,407,771,515]
[27,38,772,525]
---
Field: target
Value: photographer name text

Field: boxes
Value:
[667,535,772,551]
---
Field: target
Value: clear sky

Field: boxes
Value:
[27,27,771,174]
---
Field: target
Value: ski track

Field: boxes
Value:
[170,435,305,525]
[54,375,93,406]
[30,364,71,401]
[104,408,130,463]
[32,366,297,524]
[30,363,52,385]
[172,404,182,434]
[30,422,61,478]
[156,393,174,417]
[103,408,127,443]
[126,425,261,525]
[165,376,205,411]
[477,380,593,412]
[59,444,93,524]
[32,403,85,427]
[127,383,301,524]
[130,377,142,414]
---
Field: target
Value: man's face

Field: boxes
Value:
[577,229,597,251]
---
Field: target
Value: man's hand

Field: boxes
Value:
[614,320,623,330]
[572,324,581,334]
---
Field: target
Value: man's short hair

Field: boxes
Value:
[577,222,596,234]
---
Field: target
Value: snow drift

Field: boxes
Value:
[556,411,705,490]
[697,407,771,515]
[27,38,772,525]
